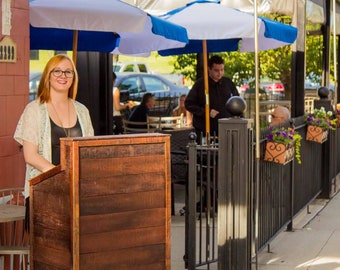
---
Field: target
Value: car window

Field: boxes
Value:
[113,64,122,72]
[122,64,134,72]
[137,64,148,73]
[119,76,143,94]
[142,76,169,92]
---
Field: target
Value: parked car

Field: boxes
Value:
[239,80,285,99]
[260,81,285,99]
[29,71,42,101]
[114,73,189,116]
[113,60,186,87]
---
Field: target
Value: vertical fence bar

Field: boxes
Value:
[217,118,254,270]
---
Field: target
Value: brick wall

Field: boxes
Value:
[0,0,29,189]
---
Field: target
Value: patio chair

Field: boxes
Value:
[147,115,184,131]
[0,187,29,270]
[122,119,154,133]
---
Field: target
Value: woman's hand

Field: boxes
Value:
[125,100,135,109]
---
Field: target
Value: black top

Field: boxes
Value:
[185,76,239,135]
[50,118,82,165]
[128,104,149,128]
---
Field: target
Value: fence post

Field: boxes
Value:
[314,97,336,198]
[217,100,254,270]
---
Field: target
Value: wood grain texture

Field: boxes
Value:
[30,134,171,270]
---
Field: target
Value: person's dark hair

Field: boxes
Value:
[208,55,224,68]
[141,93,154,105]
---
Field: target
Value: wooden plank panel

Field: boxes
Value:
[80,190,165,215]
[80,226,165,253]
[79,142,165,159]
[33,243,72,269]
[79,154,166,177]
[80,208,165,234]
[80,244,166,270]
[34,226,70,250]
[80,172,165,197]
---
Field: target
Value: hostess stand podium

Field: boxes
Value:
[29,134,171,270]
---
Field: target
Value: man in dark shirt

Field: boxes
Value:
[128,92,155,128]
[185,55,239,140]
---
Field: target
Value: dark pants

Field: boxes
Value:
[113,116,124,134]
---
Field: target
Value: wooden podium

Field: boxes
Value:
[29,134,171,270]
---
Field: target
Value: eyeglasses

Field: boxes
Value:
[51,69,75,78]
[271,114,282,119]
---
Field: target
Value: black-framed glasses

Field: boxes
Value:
[51,69,75,78]
[271,114,282,119]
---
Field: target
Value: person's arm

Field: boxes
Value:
[186,111,193,127]
[113,88,134,111]
[185,81,205,117]
[22,140,54,172]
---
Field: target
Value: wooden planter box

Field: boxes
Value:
[306,125,328,143]
[30,134,171,270]
[264,141,295,165]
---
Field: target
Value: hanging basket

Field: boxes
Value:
[306,125,328,143]
[264,142,295,165]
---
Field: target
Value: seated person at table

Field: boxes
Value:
[270,106,290,126]
[173,94,193,127]
[128,93,155,128]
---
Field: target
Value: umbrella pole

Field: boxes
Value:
[203,40,210,141]
[254,1,259,269]
[73,30,78,66]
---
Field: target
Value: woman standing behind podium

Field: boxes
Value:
[14,54,94,231]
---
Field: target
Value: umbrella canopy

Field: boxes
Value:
[111,15,188,55]
[158,0,298,136]
[158,1,298,55]
[29,0,188,59]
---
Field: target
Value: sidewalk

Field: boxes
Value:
[171,180,340,270]
[256,185,340,270]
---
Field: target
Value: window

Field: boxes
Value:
[137,64,148,73]
[143,77,169,92]
[120,76,143,94]
[30,50,39,60]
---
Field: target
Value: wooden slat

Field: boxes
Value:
[80,208,165,234]
[80,172,165,197]
[80,244,166,270]
[80,226,165,253]
[80,190,165,215]
[33,243,72,269]
[79,154,166,177]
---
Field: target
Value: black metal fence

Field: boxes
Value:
[182,117,340,269]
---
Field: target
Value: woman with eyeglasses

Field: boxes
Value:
[14,54,94,231]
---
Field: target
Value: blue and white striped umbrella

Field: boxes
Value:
[158,0,297,56]
[29,0,188,57]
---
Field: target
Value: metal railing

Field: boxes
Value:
[182,117,340,269]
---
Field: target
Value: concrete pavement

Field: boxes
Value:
[171,179,340,270]
[256,181,340,270]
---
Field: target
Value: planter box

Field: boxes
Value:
[306,125,328,143]
[264,142,294,165]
